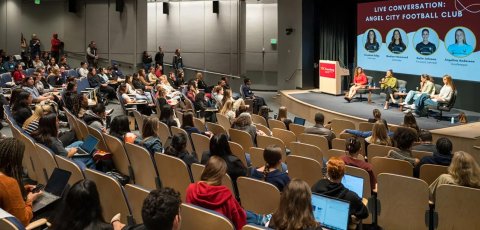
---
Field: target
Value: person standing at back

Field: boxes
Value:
[155,46,164,70]
[29,34,41,59]
[172,49,183,74]
[86,41,98,68]
[50,33,62,62]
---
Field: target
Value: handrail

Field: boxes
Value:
[163,63,241,79]
[285,68,302,81]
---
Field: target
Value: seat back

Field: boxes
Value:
[54,155,85,186]
[358,122,374,131]
[412,150,433,160]
[216,113,232,134]
[289,123,305,136]
[64,108,82,139]
[324,149,346,161]
[377,173,429,229]
[367,144,398,162]
[180,203,234,230]
[419,164,448,185]
[228,141,248,168]
[331,138,346,150]
[286,155,323,187]
[157,121,172,146]
[189,163,235,195]
[84,169,132,224]
[229,129,254,151]
[154,153,193,201]
[371,157,413,178]
[125,184,151,225]
[271,128,296,149]
[289,142,323,164]
[76,118,89,141]
[206,122,227,135]
[191,133,210,161]
[193,117,206,132]
[255,123,271,136]
[124,143,160,190]
[268,119,286,130]
[17,132,38,182]
[297,133,329,153]
[102,133,132,179]
[257,135,286,161]
[132,110,144,133]
[34,143,59,183]
[344,165,372,198]
[330,119,356,136]
[236,177,281,215]
[171,126,194,153]
[87,126,108,151]
[248,147,265,169]
[435,184,480,229]
[251,114,268,127]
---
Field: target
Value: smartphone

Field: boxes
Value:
[32,184,45,193]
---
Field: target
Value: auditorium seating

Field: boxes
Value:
[157,121,172,145]
[180,203,234,230]
[271,128,296,149]
[124,143,161,190]
[251,114,268,127]
[189,163,235,195]
[249,147,265,169]
[419,164,448,185]
[297,133,330,153]
[358,122,374,131]
[367,144,399,162]
[154,153,192,201]
[371,157,413,178]
[191,133,210,160]
[434,184,480,229]
[132,110,145,134]
[54,155,85,186]
[257,135,286,161]
[216,113,232,133]
[34,143,59,183]
[0,209,48,230]
[124,184,151,224]
[268,119,286,130]
[345,165,373,224]
[236,177,280,215]
[255,123,272,136]
[331,138,347,150]
[171,126,194,153]
[206,122,228,135]
[286,155,323,187]
[193,117,207,132]
[289,142,323,164]
[412,150,433,159]
[87,125,109,151]
[324,149,346,161]
[288,123,305,136]
[228,141,249,168]
[229,129,254,151]
[330,118,355,136]
[102,133,133,182]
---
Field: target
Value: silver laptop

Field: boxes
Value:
[32,168,71,212]
[311,193,350,230]
[74,134,99,157]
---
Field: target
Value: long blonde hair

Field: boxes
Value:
[219,100,233,116]
[443,74,456,91]
[201,156,227,186]
[23,104,53,129]
[448,151,480,188]
[370,122,391,146]
[277,106,287,121]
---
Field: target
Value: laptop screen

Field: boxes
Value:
[341,174,364,198]
[80,135,99,154]
[311,193,350,230]
[45,168,72,196]
[293,117,306,125]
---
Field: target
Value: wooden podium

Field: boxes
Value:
[319,60,350,95]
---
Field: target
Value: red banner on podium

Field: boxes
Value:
[319,62,336,78]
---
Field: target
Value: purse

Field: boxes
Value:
[106,171,130,186]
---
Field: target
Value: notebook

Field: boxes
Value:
[32,168,71,212]
[293,117,306,126]
[74,134,99,157]
[341,174,364,198]
[311,193,350,230]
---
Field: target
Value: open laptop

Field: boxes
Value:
[293,116,306,126]
[74,134,99,157]
[341,174,364,198]
[311,193,350,230]
[32,168,71,212]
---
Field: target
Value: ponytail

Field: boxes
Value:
[346,137,361,155]
[263,163,270,181]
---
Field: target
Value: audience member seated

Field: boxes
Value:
[311,157,369,225]
[231,113,264,144]
[343,122,393,142]
[268,179,321,230]
[154,64,163,78]
[83,103,107,132]
[304,112,336,145]
[186,156,247,230]
[118,84,152,116]
[341,137,377,190]
[59,56,71,70]
[258,106,270,122]
[379,69,398,110]
[22,76,56,104]
[50,180,113,230]
[138,116,163,155]
[167,71,180,89]
[387,127,419,166]
[276,106,292,130]
[12,64,26,85]
[429,151,480,201]
[186,81,198,102]
[47,66,64,86]
[32,113,95,169]
[401,74,436,107]
[414,137,453,177]
[250,145,290,191]
[164,133,198,167]
[345,67,368,102]
[137,69,154,89]
[78,62,89,78]
[46,57,59,72]
[195,92,213,120]
[32,55,45,69]
[201,134,247,185]
[0,138,42,226]
[242,78,268,112]
[147,66,159,85]
[212,85,224,108]
[367,108,388,130]
[402,111,420,134]
[112,187,182,230]
[11,90,33,127]
[34,70,54,94]
[235,105,248,118]
[219,100,236,122]
[195,72,209,92]
[412,130,436,152]
[3,56,17,73]
[112,63,124,79]
[159,105,179,129]
[221,89,244,112]
[181,111,213,138]
[88,67,116,100]
[109,115,141,144]
[23,104,54,135]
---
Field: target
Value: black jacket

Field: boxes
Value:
[201,152,247,182]
[311,179,369,220]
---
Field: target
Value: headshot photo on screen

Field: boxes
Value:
[387,28,408,54]
[363,29,381,53]
[446,27,476,57]
[415,28,438,56]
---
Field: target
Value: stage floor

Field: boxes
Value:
[287,91,480,131]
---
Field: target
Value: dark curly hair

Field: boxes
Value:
[392,127,417,151]
[142,187,182,230]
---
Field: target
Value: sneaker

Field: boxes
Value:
[403,109,412,114]
[399,102,407,106]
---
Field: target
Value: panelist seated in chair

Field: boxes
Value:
[400,74,435,107]
[345,67,368,102]
[379,69,398,110]
[407,75,455,114]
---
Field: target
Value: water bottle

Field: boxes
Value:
[373,82,376,88]
[451,117,455,124]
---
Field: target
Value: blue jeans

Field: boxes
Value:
[404,90,421,104]
[66,141,96,170]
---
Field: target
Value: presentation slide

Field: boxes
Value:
[357,0,480,82]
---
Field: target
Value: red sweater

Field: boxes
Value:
[13,70,25,83]
[341,155,376,190]
[186,182,246,230]
[354,73,367,85]
[0,175,33,226]
[51,38,61,52]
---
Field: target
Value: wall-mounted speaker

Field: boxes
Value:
[213,1,219,14]
[116,0,124,12]
[163,2,169,15]
[68,0,76,13]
